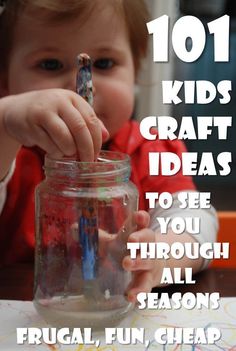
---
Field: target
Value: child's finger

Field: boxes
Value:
[133,210,150,229]
[35,112,77,156]
[74,104,102,160]
[116,211,150,248]
[122,254,155,272]
[22,123,62,157]
[126,271,153,303]
[60,103,96,161]
[128,228,156,243]
[70,95,104,160]
[98,229,115,257]
[98,119,109,143]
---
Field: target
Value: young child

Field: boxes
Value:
[0,0,217,302]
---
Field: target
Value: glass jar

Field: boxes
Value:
[34,150,138,329]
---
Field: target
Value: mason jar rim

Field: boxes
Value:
[44,150,130,180]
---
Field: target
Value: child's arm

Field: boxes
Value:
[123,200,218,303]
[0,97,20,181]
[0,89,109,181]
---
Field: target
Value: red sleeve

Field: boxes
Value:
[0,147,44,264]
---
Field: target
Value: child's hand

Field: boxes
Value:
[2,89,109,161]
[122,211,163,303]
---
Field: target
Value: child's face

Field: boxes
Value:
[5,3,135,138]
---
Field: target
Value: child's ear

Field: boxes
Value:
[0,70,9,97]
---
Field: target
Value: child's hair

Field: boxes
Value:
[0,0,149,74]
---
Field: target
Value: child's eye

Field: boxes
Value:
[38,59,63,71]
[93,58,114,70]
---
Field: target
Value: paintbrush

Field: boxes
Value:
[76,53,100,301]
